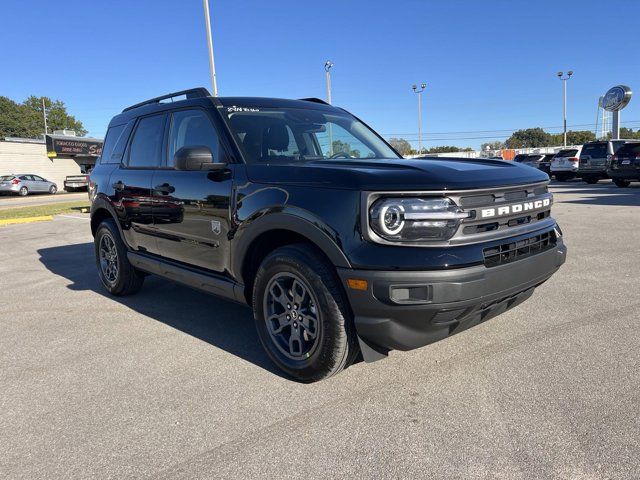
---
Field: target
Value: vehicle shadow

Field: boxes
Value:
[37,242,287,379]
[550,181,640,207]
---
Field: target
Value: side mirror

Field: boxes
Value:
[173,146,226,171]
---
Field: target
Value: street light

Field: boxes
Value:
[202,0,218,96]
[557,70,573,146]
[324,60,334,155]
[412,83,426,153]
[324,60,334,104]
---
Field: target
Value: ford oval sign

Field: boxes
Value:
[602,85,632,111]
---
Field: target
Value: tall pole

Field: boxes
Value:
[202,0,218,96]
[324,61,334,154]
[557,71,573,146]
[42,97,48,135]
[412,83,426,153]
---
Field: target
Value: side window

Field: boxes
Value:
[128,114,166,168]
[168,109,221,164]
[32,175,44,181]
[100,124,125,164]
[20,175,34,181]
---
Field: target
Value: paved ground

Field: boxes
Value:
[1,180,639,479]
[0,192,88,210]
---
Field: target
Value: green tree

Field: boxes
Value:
[481,140,506,151]
[388,137,413,156]
[505,128,551,148]
[426,146,473,154]
[331,140,360,158]
[0,96,28,138]
[615,127,640,140]
[22,96,87,136]
[549,130,595,145]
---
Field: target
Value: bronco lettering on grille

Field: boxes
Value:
[480,198,551,219]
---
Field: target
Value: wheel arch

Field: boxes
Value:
[234,213,352,305]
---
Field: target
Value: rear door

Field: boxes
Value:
[151,107,234,272]
[19,175,37,191]
[110,113,167,254]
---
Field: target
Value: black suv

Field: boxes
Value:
[89,88,567,382]
[607,141,640,187]
[579,139,636,184]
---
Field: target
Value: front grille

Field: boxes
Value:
[483,231,556,268]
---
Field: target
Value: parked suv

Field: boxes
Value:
[550,147,582,181]
[607,141,640,187]
[89,88,567,381]
[579,140,635,184]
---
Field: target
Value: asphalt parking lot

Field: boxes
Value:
[1,180,639,479]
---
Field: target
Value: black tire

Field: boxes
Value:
[252,243,359,382]
[18,186,28,196]
[613,179,631,188]
[49,185,57,194]
[554,173,566,182]
[584,177,599,184]
[94,218,144,296]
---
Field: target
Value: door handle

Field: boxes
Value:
[112,181,125,191]
[154,183,175,195]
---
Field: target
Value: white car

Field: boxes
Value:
[550,146,583,181]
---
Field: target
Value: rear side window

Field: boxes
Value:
[100,124,125,164]
[128,114,166,168]
[557,149,578,157]
[580,143,607,158]
[0,175,14,181]
[167,109,221,164]
[614,143,640,157]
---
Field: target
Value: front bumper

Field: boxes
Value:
[338,237,566,359]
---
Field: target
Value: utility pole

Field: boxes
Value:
[202,0,218,96]
[557,71,573,146]
[412,83,426,153]
[324,60,334,155]
[42,97,48,135]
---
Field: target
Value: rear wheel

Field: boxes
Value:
[555,173,568,182]
[252,244,359,382]
[18,186,28,196]
[613,178,631,188]
[584,177,599,184]
[94,218,145,296]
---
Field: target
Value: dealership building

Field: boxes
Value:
[0,132,103,189]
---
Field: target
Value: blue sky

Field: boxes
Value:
[2,0,639,149]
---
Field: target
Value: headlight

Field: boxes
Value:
[369,197,469,242]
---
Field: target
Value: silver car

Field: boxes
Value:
[0,174,58,196]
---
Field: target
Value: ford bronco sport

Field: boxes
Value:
[89,88,567,382]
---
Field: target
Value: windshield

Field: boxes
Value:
[223,107,399,163]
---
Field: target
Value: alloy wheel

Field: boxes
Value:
[263,273,321,360]
[99,233,119,285]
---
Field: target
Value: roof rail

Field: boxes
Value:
[122,87,211,113]
[299,97,330,105]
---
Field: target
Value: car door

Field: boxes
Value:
[110,113,167,254]
[151,108,234,272]
[31,175,49,192]
[19,175,37,192]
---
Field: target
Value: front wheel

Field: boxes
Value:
[49,185,57,194]
[613,179,631,188]
[252,244,359,382]
[584,177,599,185]
[554,173,567,182]
[94,218,145,296]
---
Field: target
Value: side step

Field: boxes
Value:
[127,252,246,304]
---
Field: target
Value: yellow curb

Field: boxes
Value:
[0,215,54,226]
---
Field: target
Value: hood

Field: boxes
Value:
[245,158,549,191]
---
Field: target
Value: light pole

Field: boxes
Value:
[557,71,573,146]
[42,97,48,135]
[324,60,334,154]
[412,83,426,153]
[324,60,334,104]
[202,0,218,96]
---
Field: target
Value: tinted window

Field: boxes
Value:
[128,115,165,168]
[100,124,125,164]
[614,143,640,157]
[556,149,578,157]
[0,176,15,181]
[580,143,607,158]
[612,141,628,153]
[542,154,555,161]
[19,175,34,181]
[513,154,528,163]
[168,109,221,164]
[32,175,45,181]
